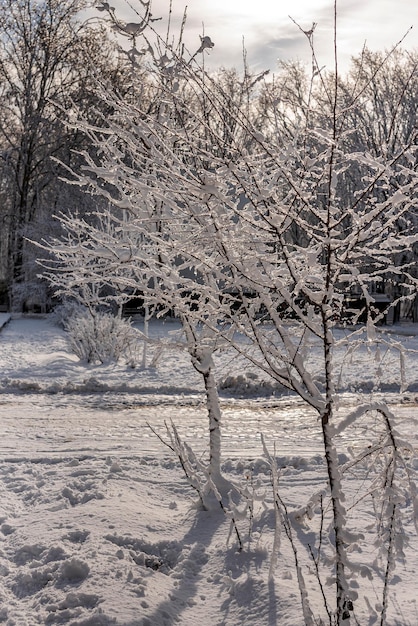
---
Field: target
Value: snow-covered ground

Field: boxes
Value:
[1,315,418,625]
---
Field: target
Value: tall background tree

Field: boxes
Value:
[0,0,125,311]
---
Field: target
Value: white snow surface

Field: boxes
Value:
[1,314,418,625]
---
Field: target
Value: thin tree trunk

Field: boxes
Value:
[181,314,226,490]
[321,300,350,624]
[202,366,223,483]
[321,407,348,624]
[142,304,150,369]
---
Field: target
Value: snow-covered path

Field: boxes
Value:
[1,390,417,462]
[0,392,309,459]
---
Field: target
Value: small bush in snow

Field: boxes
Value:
[49,301,87,328]
[65,311,139,365]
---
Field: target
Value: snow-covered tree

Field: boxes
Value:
[38,0,279,500]
[39,189,233,497]
[38,2,418,622]
[338,48,418,319]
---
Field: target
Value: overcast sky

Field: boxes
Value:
[109,0,418,74]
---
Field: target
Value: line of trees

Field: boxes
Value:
[0,0,133,310]
[2,1,418,321]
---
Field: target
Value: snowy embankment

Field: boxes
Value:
[0,312,11,330]
[0,317,417,625]
[2,316,418,399]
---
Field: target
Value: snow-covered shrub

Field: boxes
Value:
[65,311,139,365]
[49,300,87,329]
[219,372,285,397]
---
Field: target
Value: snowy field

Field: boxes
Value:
[1,314,418,625]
